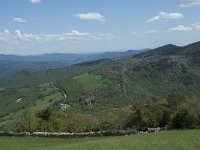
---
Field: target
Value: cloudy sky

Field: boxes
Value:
[0,0,200,55]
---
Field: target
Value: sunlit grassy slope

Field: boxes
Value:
[74,73,106,92]
[0,83,63,125]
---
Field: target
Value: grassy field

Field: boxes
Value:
[0,130,199,150]
[0,83,63,126]
[74,73,106,92]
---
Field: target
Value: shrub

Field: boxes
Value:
[172,109,194,129]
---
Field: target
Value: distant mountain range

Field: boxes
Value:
[0,49,147,78]
[0,50,147,63]
[1,41,200,92]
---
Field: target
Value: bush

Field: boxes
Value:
[172,109,194,129]
[49,118,65,132]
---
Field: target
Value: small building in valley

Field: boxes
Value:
[16,98,22,103]
[84,98,95,106]
[60,103,70,109]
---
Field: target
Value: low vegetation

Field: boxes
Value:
[2,93,198,133]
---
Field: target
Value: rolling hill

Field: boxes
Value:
[0,41,200,125]
[90,41,200,105]
[0,50,145,78]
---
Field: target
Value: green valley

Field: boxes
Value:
[0,41,200,133]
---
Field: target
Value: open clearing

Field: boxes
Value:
[74,73,106,92]
[0,130,200,150]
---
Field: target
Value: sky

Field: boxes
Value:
[0,0,200,55]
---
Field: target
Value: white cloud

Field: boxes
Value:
[13,18,28,23]
[58,30,95,40]
[0,30,18,44]
[176,0,200,7]
[75,12,106,22]
[169,25,193,32]
[0,29,119,44]
[29,0,42,4]
[168,22,200,32]
[146,12,184,22]
[4,29,10,34]
[191,22,200,30]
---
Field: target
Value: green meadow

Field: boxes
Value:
[74,73,106,92]
[0,130,200,150]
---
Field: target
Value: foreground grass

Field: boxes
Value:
[0,130,200,150]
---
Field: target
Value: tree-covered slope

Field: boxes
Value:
[0,59,111,88]
[0,60,68,77]
[1,41,200,127]
[89,41,200,106]
[1,41,200,110]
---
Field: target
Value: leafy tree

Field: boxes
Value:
[49,118,64,132]
[172,109,194,129]
[159,110,170,127]
[23,108,39,132]
[37,107,53,121]
[99,113,117,131]
[14,107,39,132]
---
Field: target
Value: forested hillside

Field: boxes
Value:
[1,41,200,132]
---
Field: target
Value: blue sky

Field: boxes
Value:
[0,0,200,55]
